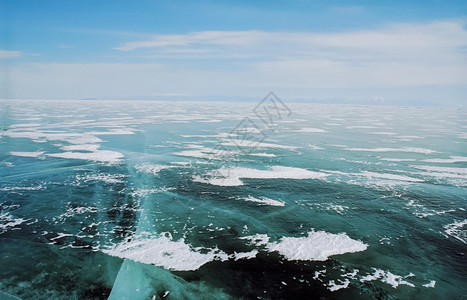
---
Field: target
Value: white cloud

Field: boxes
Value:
[110,20,467,88]
[0,50,22,58]
[4,20,467,105]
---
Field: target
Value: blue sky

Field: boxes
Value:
[1,0,466,106]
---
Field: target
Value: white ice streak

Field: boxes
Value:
[328,279,350,291]
[220,140,297,150]
[9,151,45,158]
[422,156,467,163]
[358,171,424,182]
[294,127,327,133]
[412,165,467,174]
[194,166,328,186]
[47,150,123,163]
[243,196,285,206]
[247,152,277,157]
[232,250,259,261]
[379,158,417,162]
[346,147,437,154]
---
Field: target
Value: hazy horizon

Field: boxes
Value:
[1,0,466,107]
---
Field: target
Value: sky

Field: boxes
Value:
[1,0,466,106]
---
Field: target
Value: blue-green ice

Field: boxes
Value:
[0,100,466,299]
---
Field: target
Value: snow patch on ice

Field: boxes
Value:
[135,163,177,176]
[103,233,229,271]
[423,280,436,288]
[47,150,123,163]
[444,219,467,244]
[194,166,328,186]
[360,269,415,288]
[266,231,367,261]
[328,279,350,291]
[10,151,45,158]
[346,147,437,154]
